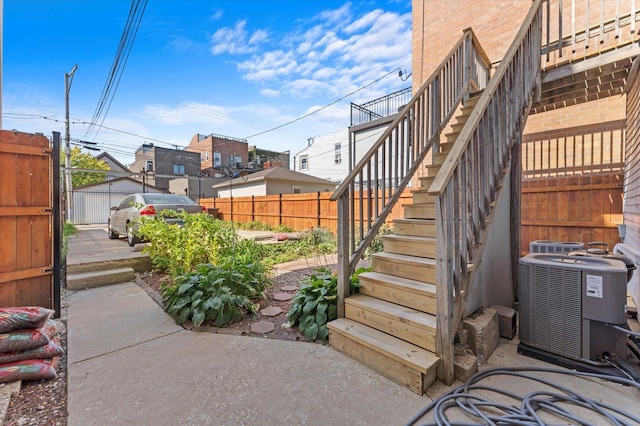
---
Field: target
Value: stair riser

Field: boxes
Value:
[358,279,436,314]
[412,191,435,204]
[426,164,441,177]
[345,303,436,352]
[418,177,434,189]
[393,221,436,238]
[404,205,435,220]
[373,257,436,282]
[383,239,435,259]
[329,329,433,395]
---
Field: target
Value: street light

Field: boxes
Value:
[64,64,78,222]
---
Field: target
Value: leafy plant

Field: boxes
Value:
[286,266,368,341]
[365,223,393,258]
[162,260,271,327]
[136,211,237,276]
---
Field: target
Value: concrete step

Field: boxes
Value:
[345,294,437,351]
[393,218,436,238]
[67,267,136,290]
[371,251,436,282]
[382,234,436,258]
[328,318,439,395]
[67,257,152,275]
[358,271,436,314]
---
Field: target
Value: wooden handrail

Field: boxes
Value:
[331,28,481,202]
[430,0,542,385]
[428,2,542,196]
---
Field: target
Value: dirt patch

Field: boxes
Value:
[136,269,316,343]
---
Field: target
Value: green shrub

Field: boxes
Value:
[136,211,236,276]
[63,222,77,237]
[274,224,294,233]
[235,221,274,231]
[162,260,271,327]
[286,266,368,341]
[364,223,393,258]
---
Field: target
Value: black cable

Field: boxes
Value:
[406,367,640,426]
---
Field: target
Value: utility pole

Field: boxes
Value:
[64,65,78,222]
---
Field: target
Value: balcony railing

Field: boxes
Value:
[350,87,413,127]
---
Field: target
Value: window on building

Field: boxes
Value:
[173,164,185,175]
[293,186,302,194]
[227,154,234,166]
[214,152,221,167]
[145,160,154,172]
[334,143,342,164]
[300,155,308,170]
[201,153,204,162]
[234,155,242,168]
[205,151,210,161]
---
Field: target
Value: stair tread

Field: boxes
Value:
[383,234,435,243]
[394,218,435,224]
[328,318,439,373]
[359,271,436,293]
[372,251,436,266]
[347,294,437,328]
[68,267,135,279]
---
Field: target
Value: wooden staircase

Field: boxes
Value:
[327,95,481,394]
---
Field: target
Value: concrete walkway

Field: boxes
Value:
[67,282,427,425]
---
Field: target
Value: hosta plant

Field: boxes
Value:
[286,266,368,342]
[162,260,271,327]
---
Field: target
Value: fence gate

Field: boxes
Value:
[0,131,61,316]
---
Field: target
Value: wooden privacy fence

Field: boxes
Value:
[521,173,624,253]
[200,189,414,233]
[0,131,61,315]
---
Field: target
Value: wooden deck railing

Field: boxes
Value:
[541,0,640,65]
[330,29,492,317]
[427,1,543,384]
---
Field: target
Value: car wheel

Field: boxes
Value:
[126,223,140,246]
[107,220,119,239]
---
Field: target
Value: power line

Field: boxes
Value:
[85,0,148,139]
[243,67,401,139]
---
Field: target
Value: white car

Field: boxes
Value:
[108,193,206,246]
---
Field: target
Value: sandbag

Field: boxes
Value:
[0,357,59,383]
[0,319,63,353]
[0,336,64,364]
[0,307,53,333]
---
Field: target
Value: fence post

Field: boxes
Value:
[317,191,321,228]
[251,195,255,222]
[279,193,282,226]
[230,196,233,223]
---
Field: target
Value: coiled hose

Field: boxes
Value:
[405,366,640,426]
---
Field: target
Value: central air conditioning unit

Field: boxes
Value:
[518,253,636,377]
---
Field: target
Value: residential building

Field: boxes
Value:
[248,145,290,170]
[95,152,130,178]
[294,87,412,184]
[213,167,337,198]
[128,143,201,190]
[185,133,248,177]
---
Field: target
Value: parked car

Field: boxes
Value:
[108,193,206,246]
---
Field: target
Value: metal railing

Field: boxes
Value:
[428,1,542,384]
[330,28,492,318]
[350,87,413,126]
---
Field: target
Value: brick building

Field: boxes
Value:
[185,133,249,177]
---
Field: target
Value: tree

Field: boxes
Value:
[62,147,110,187]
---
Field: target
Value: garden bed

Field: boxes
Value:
[136,269,313,343]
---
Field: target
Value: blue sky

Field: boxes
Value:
[3,0,412,166]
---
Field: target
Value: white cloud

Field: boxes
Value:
[210,20,269,55]
[213,4,411,102]
[260,88,280,98]
[167,35,193,52]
